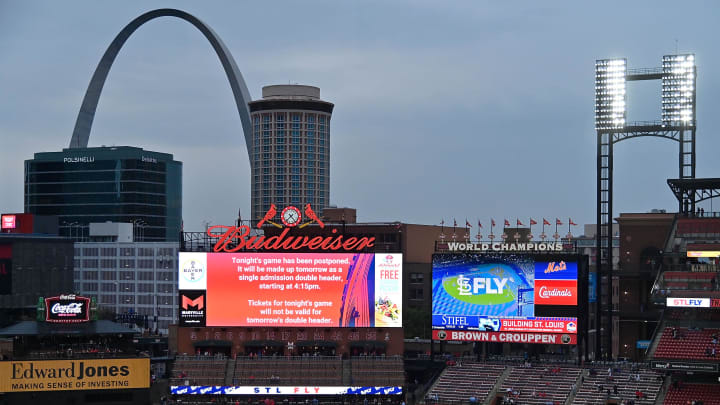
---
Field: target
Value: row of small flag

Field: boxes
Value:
[441,218,578,228]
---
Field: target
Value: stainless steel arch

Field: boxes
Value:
[69,8,253,159]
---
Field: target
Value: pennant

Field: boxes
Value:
[477,220,482,228]
[504,219,510,227]
[491,219,496,227]
[465,219,472,228]
[569,218,578,226]
[530,218,537,226]
[517,219,524,226]
[556,218,563,225]
[543,218,551,226]
[453,218,457,227]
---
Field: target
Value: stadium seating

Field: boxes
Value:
[233,356,342,385]
[572,368,663,405]
[661,271,717,291]
[171,356,228,386]
[500,365,581,405]
[664,383,720,405]
[427,362,506,403]
[351,356,405,386]
[654,327,720,361]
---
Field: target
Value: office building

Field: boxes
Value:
[74,223,179,335]
[25,146,182,241]
[0,233,74,327]
[248,85,333,221]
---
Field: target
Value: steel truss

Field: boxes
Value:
[596,123,695,359]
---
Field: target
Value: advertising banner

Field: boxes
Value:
[0,258,10,295]
[178,290,206,327]
[170,386,403,396]
[431,316,577,333]
[178,253,402,328]
[666,297,710,308]
[432,329,576,345]
[588,272,597,303]
[45,295,90,323]
[1,215,16,229]
[432,254,578,336]
[0,358,150,392]
[651,361,719,372]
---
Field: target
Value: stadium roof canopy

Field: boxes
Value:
[668,178,720,209]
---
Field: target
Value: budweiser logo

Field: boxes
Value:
[538,286,572,299]
[51,302,83,315]
[208,226,375,252]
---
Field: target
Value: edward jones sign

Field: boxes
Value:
[0,358,149,392]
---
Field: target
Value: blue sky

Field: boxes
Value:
[1,1,719,232]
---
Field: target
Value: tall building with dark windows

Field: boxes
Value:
[248,85,333,221]
[24,146,182,241]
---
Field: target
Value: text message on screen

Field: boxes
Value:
[178,253,402,328]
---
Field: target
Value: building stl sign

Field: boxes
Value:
[208,204,375,253]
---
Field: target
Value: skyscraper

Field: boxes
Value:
[25,146,182,241]
[249,85,333,221]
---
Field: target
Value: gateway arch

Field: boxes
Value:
[68,8,253,160]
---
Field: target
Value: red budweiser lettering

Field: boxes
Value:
[208,226,375,252]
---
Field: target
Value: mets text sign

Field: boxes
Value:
[0,358,150,392]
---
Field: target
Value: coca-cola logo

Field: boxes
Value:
[538,286,572,298]
[45,296,90,323]
[51,302,83,315]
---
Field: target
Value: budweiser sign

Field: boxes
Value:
[208,204,375,253]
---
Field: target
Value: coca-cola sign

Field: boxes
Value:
[45,295,90,323]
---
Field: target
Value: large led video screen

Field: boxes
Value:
[178,253,402,328]
[432,253,578,334]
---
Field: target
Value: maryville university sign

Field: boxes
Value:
[207,204,375,253]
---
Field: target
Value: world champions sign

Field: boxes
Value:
[0,358,150,392]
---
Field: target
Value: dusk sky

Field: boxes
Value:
[2,1,719,232]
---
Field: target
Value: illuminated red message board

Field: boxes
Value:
[178,253,402,328]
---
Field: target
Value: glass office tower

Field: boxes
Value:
[24,146,182,241]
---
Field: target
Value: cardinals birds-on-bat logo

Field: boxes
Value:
[257,204,325,229]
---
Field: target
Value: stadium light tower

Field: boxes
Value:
[595,54,696,360]
[595,58,627,130]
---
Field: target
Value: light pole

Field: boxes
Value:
[132,219,145,242]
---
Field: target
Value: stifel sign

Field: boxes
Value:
[208,204,375,253]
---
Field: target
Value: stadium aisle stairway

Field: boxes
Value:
[664,383,720,405]
[571,369,662,405]
[427,362,506,403]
